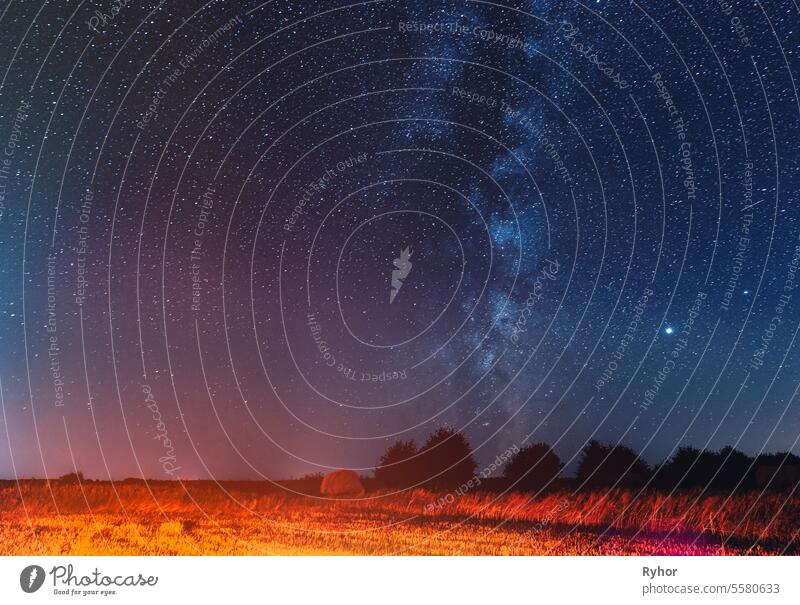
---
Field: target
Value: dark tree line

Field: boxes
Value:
[374,427,477,490]
[374,432,800,492]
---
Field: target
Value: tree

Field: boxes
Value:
[712,446,753,491]
[503,443,563,492]
[374,440,420,488]
[655,445,706,489]
[656,446,755,491]
[417,427,477,490]
[58,471,85,483]
[575,440,649,490]
[751,452,800,490]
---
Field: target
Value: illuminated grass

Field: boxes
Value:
[0,481,795,555]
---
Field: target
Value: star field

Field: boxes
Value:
[0,0,799,480]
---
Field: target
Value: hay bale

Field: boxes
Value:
[320,470,364,497]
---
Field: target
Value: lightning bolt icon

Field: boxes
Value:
[390,247,413,304]
[29,568,38,588]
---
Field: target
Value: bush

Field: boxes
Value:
[575,440,649,490]
[503,443,563,492]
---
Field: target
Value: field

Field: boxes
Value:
[0,480,797,555]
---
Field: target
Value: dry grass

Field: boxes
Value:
[0,480,796,555]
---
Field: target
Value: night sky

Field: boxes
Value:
[0,0,799,481]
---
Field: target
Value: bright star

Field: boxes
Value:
[665,327,674,335]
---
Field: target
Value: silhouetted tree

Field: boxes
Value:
[417,428,477,490]
[657,446,755,491]
[374,440,420,488]
[751,453,800,490]
[503,443,563,492]
[575,440,649,490]
[712,446,754,491]
[294,472,324,494]
[58,471,85,483]
[655,446,707,490]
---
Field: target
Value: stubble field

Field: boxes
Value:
[1,480,796,555]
